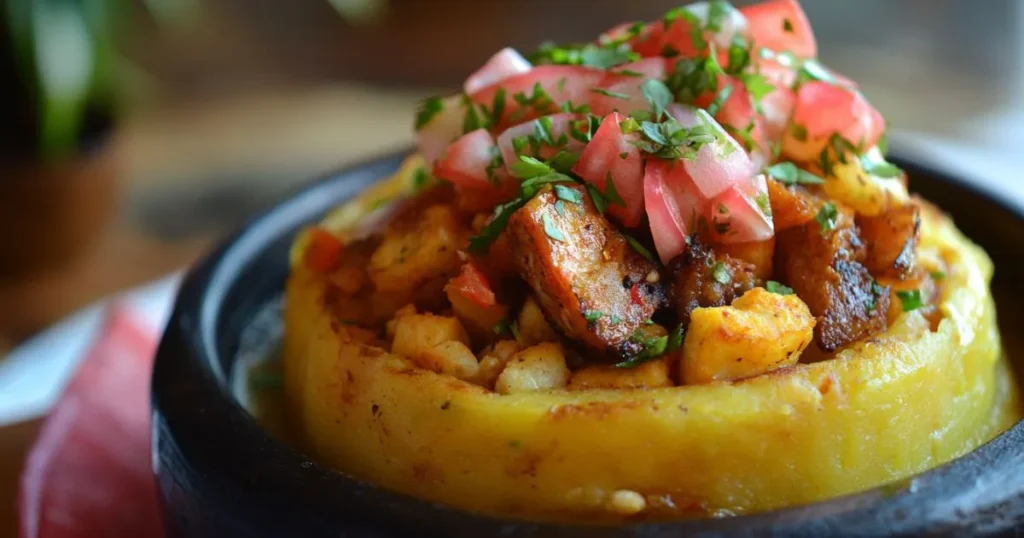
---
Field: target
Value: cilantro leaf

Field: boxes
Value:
[766,281,794,295]
[667,323,686,352]
[625,235,656,263]
[542,213,565,242]
[712,262,731,284]
[554,183,583,204]
[896,289,924,312]
[705,84,734,116]
[641,78,673,120]
[415,96,445,130]
[591,87,631,100]
[584,310,603,322]
[816,203,839,236]
[859,153,905,179]
[510,156,552,179]
[586,183,609,214]
[615,333,669,368]
[766,162,825,185]
[604,173,626,206]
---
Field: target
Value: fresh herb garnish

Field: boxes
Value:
[666,54,722,104]
[603,173,626,206]
[542,213,566,242]
[756,193,772,217]
[667,323,686,352]
[790,123,808,142]
[765,162,825,185]
[816,203,839,236]
[725,36,752,75]
[641,78,673,120]
[547,151,580,173]
[484,146,504,184]
[415,96,445,130]
[554,183,583,204]
[625,235,656,263]
[931,270,946,281]
[411,167,429,191]
[783,18,794,33]
[796,59,839,86]
[859,153,904,179]
[705,84,734,116]
[706,0,732,32]
[590,87,631,100]
[712,262,731,284]
[493,319,520,340]
[896,289,924,312]
[530,41,639,69]
[766,281,794,295]
[616,332,669,368]
[584,310,603,322]
[632,116,718,160]
[586,183,610,214]
[737,73,775,107]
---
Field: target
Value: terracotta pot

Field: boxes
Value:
[0,139,119,280]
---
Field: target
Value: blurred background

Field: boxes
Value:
[0,0,1022,349]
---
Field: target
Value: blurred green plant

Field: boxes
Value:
[3,0,126,159]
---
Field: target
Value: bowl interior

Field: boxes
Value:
[153,152,1024,538]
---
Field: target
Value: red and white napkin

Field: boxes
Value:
[18,305,165,538]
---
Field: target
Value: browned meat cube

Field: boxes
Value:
[767,179,821,232]
[669,239,762,323]
[776,206,890,351]
[857,203,921,280]
[506,185,666,359]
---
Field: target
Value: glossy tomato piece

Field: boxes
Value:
[644,158,702,263]
[741,0,817,58]
[464,47,532,95]
[496,113,586,175]
[304,227,344,274]
[707,173,775,244]
[572,112,645,227]
[588,58,671,117]
[469,65,605,130]
[19,306,163,538]
[599,21,665,57]
[449,262,497,308]
[662,1,751,59]
[782,81,885,163]
[416,94,467,165]
[667,104,756,200]
[434,128,517,208]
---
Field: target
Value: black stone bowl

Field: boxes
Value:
[153,151,1024,538]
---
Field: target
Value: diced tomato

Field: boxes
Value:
[782,81,885,163]
[464,47,532,95]
[758,81,797,142]
[741,0,817,59]
[667,104,757,199]
[496,113,586,175]
[434,128,501,188]
[588,58,671,117]
[449,262,497,308]
[435,128,518,205]
[661,1,751,59]
[416,94,467,165]
[643,159,703,264]
[304,227,344,273]
[469,65,606,130]
[598,21,665,57]
[758,58,799,88]
[707,174,775,244]
[572,113,645,227]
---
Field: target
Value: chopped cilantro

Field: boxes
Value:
[554,183,583,204]
[462,101,486,133]
[411,167,429,191]
[790,123,808,142]
[725,36,751,75]
[632,116,717,160]
[590,87,631,100]
[666,54,722,104]
[625,235,656,263]
[756,193,772,217]
[509,156,552,179]
[641,78,673,120]
[896,289,924,312]
[706,84,734,116]
[783,18,794,33]
[542,213,565,242]
[488,87,506,127]
[766,281,794,295]
[609,315,623,325]
[555,199,567,216]
[547,151,579,173]
[616,333,669,368]
[859,153,905,179]
[766,162,825,185]
[584,310,603,322]
[615,69,644,77]
[619,151,630,159]
[706,0,732,32]
[667,323,686,352]
[415,96,445,130]
[586,183,610,214]
[661,44,681,58]
[530,41,638,69]
[737,73,775,106]
[484,146,504,184]
[816,203,839,236]
[712,262,731,284]
[603,173,626,206]
[931,270,946,281]
[796,59,838,86]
